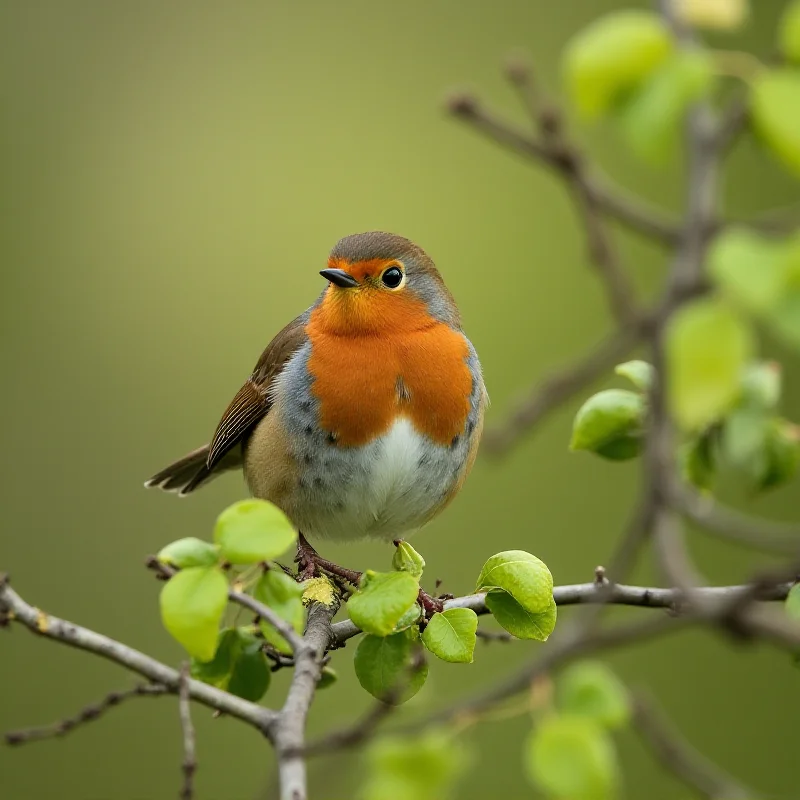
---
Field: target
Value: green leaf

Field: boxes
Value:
[666,297,754,431]
[757,419,800,492]
[254,568,305,655]
[476,551,554,614]
[190,627,238,685]
[720,406,769,473]
[556,661,631,729]
[348,570,420,637]
[213,499,297,564]
[570,389,645,461]
[190,627,270,701]
[421,608,477,663]
[771,286,800,350]
[362,732,468,800]
[392,603,422,633]
[676,0,749,31]
[619,49,714,164]
[680,430,717,491]
[785,583,800,621]
[159,566,228,661]
[485,592,557,641]
[226,628,270,701]
[779,0,800,63]
[740,362,782,410]
[157,537,220,569]
[751,69,800,177]
[563,11,673,119]
[525,714,619,800]
[317,666,338,690]
[709,228,789,314]
[354,631,428,703]
[614,360,654,391]
[392,541,426,579]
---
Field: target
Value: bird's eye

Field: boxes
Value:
[381,266,404,289]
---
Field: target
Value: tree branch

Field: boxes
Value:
[274,600,339,800]
[178,664,197,800]
[633,691,752,799]
[4,683,169,746]
[446,93,680,246]
[328,580,792,646]
[0,576,277,735]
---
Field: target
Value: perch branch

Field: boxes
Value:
[178,663,197,800]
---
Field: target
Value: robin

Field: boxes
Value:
[146,231,487,577]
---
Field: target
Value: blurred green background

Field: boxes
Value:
[2,1,799,798]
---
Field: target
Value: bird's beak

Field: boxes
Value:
[320,268,359,288]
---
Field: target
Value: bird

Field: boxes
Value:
[146,231,487,562]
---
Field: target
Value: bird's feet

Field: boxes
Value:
[294,533,445,617]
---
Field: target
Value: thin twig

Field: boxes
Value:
[178,663,197,800]
[446,93,680,245]
[675,485,800,555]
[0,577,277,734]
[146,557,306,653]
[4,683,168,746]
[633,690,752,799]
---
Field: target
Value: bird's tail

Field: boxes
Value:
[144,444,218,496]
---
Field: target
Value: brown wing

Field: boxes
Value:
[205,314,308,470]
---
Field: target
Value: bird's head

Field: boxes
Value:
[315,231,460,336]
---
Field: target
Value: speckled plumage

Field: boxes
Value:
[146,231,487,544]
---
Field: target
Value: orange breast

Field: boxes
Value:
[306,313,472,447]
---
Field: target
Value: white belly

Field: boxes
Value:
[296,417,459,543]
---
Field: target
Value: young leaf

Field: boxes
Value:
[570,389,645,461]
[556,661,631,729]
[421,608,478,663]
[665,297,754,431]
[254,568,305,655]
[563,11,672,119]
[709,228,788,314]
[750,70,800,177]
[614,360,654,391]
[785,583,800,621]
[362,732,468,800]
[191,627,238,685]
[757,419,800,492]
[226,628,271,701]
[160,566,228,661]
[392,603,422,633]
[213,499,297,564]
[525,714,620,800]
[485,592,557,641]
[354,631,428,703]
[190,627,270,701]
[779,0,800,64]
[392,540,426,579]
[618,49,713,164]
[348,570,420,637]
[157,538,220,569]
[740,362,782,411]
[675,0,749,30]
[317,666,338,690]
[720,406,769,473]
[475,551,554,615]
[679,431,717,491]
